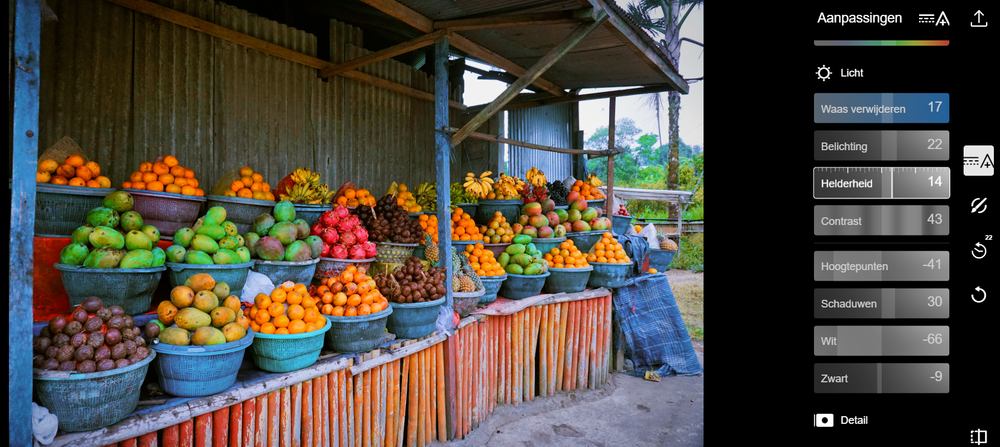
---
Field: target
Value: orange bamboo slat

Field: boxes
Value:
[244,399,255,447]
[212,407,228,447]
[180,419,194,447]
[230,401,242,447]
[436,343,447,443]
[121,439,137,447]
[397,355,410,447]
[163,424,179,447]
[301,382,311,447]
[138,432,156,447]
[354,370,363,447]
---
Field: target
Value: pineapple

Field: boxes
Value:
[424,233,440,265]
[657,230,678,251]
[453,273,475,292]
[450,246,483,291]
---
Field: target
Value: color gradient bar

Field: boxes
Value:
[814,40,949,46]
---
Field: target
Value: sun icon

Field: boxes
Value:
[816,65,832,81]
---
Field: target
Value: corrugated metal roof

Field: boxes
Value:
[508,104,573,181]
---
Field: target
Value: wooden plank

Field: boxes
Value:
[449,33,566,97]
[339,369,349,447]
[451,10,608,146]
[355,0,433,33]
[423,348,431,446]
[437,344,447,442]
[512,310,522,406]
[301,382,312,447]
[397,356,410,447]
[354,370,364,447]
[319,376,329,447]
[469,84,681,113]
[539,305,549,397]
[122,440,137,447]
[471,323,479,429]
[292,384,303,447]
[350,335,446,375]
[180,419,193,447]
[605,295,613,386]
[320,30,448,78]
[561,301,575,391]
[363,369,371,447]
[244,400,255,447]
[556,302,569,392]
[433,9,593,31]
[255,395,266,447]
[386,361,396,447]
[138,433,157,447]
[376,365,385,447]
[162,425,179,447]
[406,351,419,447]
[212,408,228,447]
[230,402,242,447]
[430,344,438,440]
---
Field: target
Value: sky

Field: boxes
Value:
[461,3,705,151]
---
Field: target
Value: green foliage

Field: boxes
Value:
[672,233,704,272]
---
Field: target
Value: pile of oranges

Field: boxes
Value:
[484,211,514,244]
[224,166,274,201]
[246,281,327,335]
[586,232,630,264]
[451,208,486,242]
[37,155,111,188]
[545,239,591,269]
[335,188,375,207]
[463,243,505,277]
[122,155,204,196]
[316,265,389,317]
[418,214,439,245]
[572,180,605,200]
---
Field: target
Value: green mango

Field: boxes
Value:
[505,244,526,256]
[304,235,323,258]
[120,249,153,269]
[522,263,543,276]
[504,264,524,275]
[284,240,312,262]
[102,191,134,213]
[89,226,125,249]
[83,247,124,268]
[212,249,240,265]
[292,219,310,240]
[511,235,532,245]
[141,225,160,245]
[125,230,153,251]
[526,243,538,256]
[511,253,533,267]
[196,224,226,241]
[221,221,238,237]
[150,247,166,266]
[184,250,214,265]
[190,234,220,254]
[166,245,187,263]
[59,243,90,265]
[203,206,227,227]
[253,214,275,236]
[235,246,251,264]
[273,200,296,223]
[174,228,195,248]
[86,207,120,228]
[498,252,510,268]
[218,235,240,251]
[269,221,298,246]
[120,211,144,232]
[235,234,245,247]
[243,233,260,257]
[72,225,96,246]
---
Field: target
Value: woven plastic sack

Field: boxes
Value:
[211,167,242,196]
[38,136,88,165]
[612,274,702,376]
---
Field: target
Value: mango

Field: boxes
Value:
[221,322,247,343]
[511,235,531,245]
[571,220,592,232]
[284,240,312,262]
[102,191,134,213]
[166,245,187,263]
[193,290,219,313]
[504,264,524,275]
[196,224,226,241]
[190,234,220,254]
[253,214,275,236]
[566,209,581,223]
[273,200,296,223]
[203,206,227,227]
[71,225,96,246]
[60,243,90,265]
[174,228,196,248]
[498,252,510,268]
[221,221,238,237]
[235,234,245,248]
[522,263,543,275]
[120,249,153,269]
[511,253,532,267]
[505,244,526,256]
[184,250,214,265]
[157,300,179,325]
[305,235,324,258]
[125,230,153,251]
[210,306,237,328]
[222,295,240,313]
[255,236,285,261]
[243,233,260,257]
[150,247,166,267]
[83,247,124,268]
[191,326,227,346]
[191,217,204,233]
[553,224,567,238]
[158,327,191,346]
[141,225,160,245]
[553,209,569,224]
[120,211,143,232]
[175,307,211,331]
[218,235,240,251]
[215,283,232,300]
[86,207,120,228]
[580,208,599,223]
[212,248,240,265]
[186,273,216,292]
[170,286,195,309]
[235,247,251,263]
[293,219,310,240]
[269,221,298,246]
[525,243,539,256]
[88,226,124,249]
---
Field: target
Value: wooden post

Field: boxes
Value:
[244,399,255,447]
[606,96,616,214]
[451,11,608,146]
[434,36,454,319]
[9,1,41,443]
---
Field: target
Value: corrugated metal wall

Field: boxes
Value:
[507,103,573,183]
[34,0,451,198]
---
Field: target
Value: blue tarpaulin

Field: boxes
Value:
[612,273,702,376]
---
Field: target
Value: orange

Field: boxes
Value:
[344,189,356,199]
[36,171,51,183]
[185,170,195,180]
[260,323,276,334]
[56,164,75,179]
[285,291,302,305]
[96,176,111,188]
[293,283,308,296]
[321,292,334,305]
[164,155,179,167]
[131,181,146,190]
[250,182,263,192]
[130,171,144,183]
[255,310,271,325]
[275,328,290,335]
[152,162,169,175]
[262,183,271,193]
[302,296,317,309]
[288,320,306,334]
[303,308,319,323]
[333,292,348,307]
[239,176,252,188]
[321,304,334,315]
[170,165,186,177]
[158,173,175,185]
[65,154,85,167]
[174,177,188,187]
[337,196,348,206]
[142,172,158,183]
[347,198,360,207]
[267,303,285,317]
[287,304,305,321]
[165,184,182,194]
[86,180,102,188]
[347,294,362,307]
[68,177,86,187]
[239,166,254,177]
[270,288,286,303]
[280,281,295,292]
[255,294,272,309]
[39,159,59,173]
[332,306,345,317]
[252,173,263,183]
[75,165,93,181]
[139,162,153,173]
[181,185,197,196]
[50,176,69,185]
[250,321,260,333]
[147,181,165,192]
[273,314,290,328]
[121,181,133,189]
[237,188,253,198]
[194,188,204,197]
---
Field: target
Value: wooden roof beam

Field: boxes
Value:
[355,0,568,97]
[433,8,595,31]
[468,83,679,112]
[319,29,450,78]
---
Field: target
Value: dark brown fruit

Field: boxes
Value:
[42,358,60,370]
[72,307,89,325]
[64,320,83,337]
[33,354,46,368]
[78,360,98,373]
[115,359,131,369]
[34,337,52,353]
[39,326,52,339]
[111,343,127,360]
[49,315,68,333]
[58,360,77,371]
[52,333,70,347]
[145,321,161,338]
[74,345,94,362]
[87,331,105,349]
[97,359,115,371]
[121,326,135,341]
[81,296,103,313]
[123,315,134,329]
[105,328,122,346]
[136,347,150,361]
[107,315,125,331]
[45,345,59,359]
[127,354,141,364]
[94,345,111,362]
[109,306,125,317]
[56,345,75,363]
[123,340,137,356]
[70,332,88,348]
[136,337,147,348]
[96,307,113,322]
[84,315,104,333]
[133,327,143,339]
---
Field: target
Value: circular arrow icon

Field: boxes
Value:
[972,242,987,260]
[971,287,986,303]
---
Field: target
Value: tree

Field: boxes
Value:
[585,118,644,182]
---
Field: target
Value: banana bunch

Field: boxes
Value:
[526,167,547,187]
[495,173,524,198]
[415,182,437,211]
[586,173,604,187]
[281,168,334,204]
[451,182,478,206]
[463,171,494,199]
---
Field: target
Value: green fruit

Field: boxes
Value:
[221,221,238,237]
[120,249,153,269]
[166,245,187,263]
[86,207,120,228]
[212,249,240,265]
[505,244,526,256]
[269,221,298,246]
[190,234,220,254]
[71,225,95,246]
[235,247,251,263]
[174,228,196,248]
[243,233,260,257]
[305,235,323,258]
[184,250,214,265]
[196,224,226,241]
[59,243,90,265]
[140,225,160,245]
[83,247,124,268]
[150,247,166,266]
[284,240,312,262]
[102,191,134,213]
[89,226,125,249]
[273,200,296,223]
[191,326,227,346]
[120,211,144,232]
[235,234,245,247]
[253,214,275,236]
[511,235,531,245]
[218,235,240,251]
[522,263,543,276]
[525,243,538,256]
[125,230,153,251]
[504,264,524,275]
[498,252,510,268]
[158,327,192,346]
[511,253,532,267]
[203,206,227,227]
[292,219,310,240]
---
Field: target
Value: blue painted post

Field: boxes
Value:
[434,37,452,327]
[10,0,41,444]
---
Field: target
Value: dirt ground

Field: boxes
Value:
[665,269,704,342]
